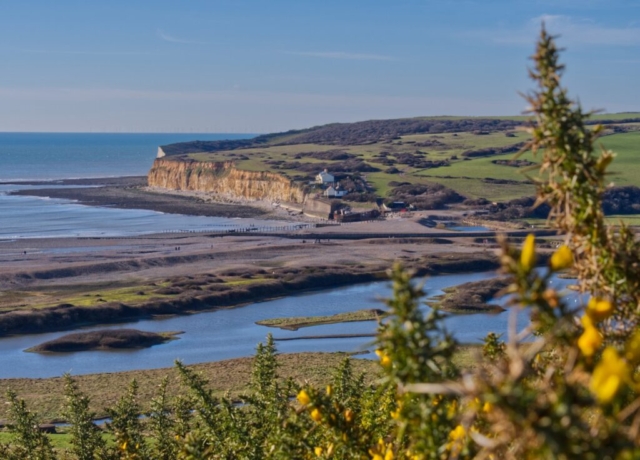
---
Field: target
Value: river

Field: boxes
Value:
[0,270,580,379]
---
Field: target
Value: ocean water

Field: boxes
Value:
[0,132,254,181]
[0,133,272,238]
[0,184,281,239]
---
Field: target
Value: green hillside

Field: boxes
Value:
[164,116,640,205]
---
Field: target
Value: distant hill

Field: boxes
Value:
[159,117,524,156]
[159,114,640,156]
[152,114,640,207]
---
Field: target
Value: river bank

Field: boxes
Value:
[0,249,501,337]
[0,346,483,423]
[0,174,556,382]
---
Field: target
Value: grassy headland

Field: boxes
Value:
[160,115,640,206]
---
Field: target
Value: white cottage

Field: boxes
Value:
[316,169,334,184]
[324,186,346,198]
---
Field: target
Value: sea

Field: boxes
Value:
[0,132,276,239]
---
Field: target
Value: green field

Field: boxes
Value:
[423,131,640,201]
[182,117,639,204]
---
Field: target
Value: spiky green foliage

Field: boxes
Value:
[62,374,107,460]
[4,389,56,460]
[106,380,148,459]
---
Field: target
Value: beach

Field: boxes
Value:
[7,176,269,219]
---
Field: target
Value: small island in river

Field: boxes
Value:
[26,329,182,353]
[256,309,387,331]
[427,277,509,313]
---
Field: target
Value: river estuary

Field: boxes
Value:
[0,270,580,379]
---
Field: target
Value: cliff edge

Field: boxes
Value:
[148,158,307,204]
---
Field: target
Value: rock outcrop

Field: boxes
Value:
[148,159,307,203]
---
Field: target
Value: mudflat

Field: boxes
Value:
[0,177,559,338]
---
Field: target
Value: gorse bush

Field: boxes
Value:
[2,27,640,459]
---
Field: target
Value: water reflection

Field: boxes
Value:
[0,271,581,379]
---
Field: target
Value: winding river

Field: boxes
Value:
[0,270,580,379]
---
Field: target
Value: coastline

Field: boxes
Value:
[6,175,320,222]
[0,175,557,339]
[0,176,147,187]
[8,179,270,219]
[0,174,551,383]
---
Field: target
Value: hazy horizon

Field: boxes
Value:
[2,1,639,133]
[2,110,640,135]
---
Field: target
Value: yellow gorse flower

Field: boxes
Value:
[625,330,640,365]
[449,424,466,441]
[520,234,536,270]
[326,385,333,396]
[591,347,630,404]
[310,408,322,422]
[446,425,467,455]
[586,297,614,323]
[314,446,323,457]
[446,399,458,418]
[549,244,573,270]
[297,390,311,406]
[578,316,602,357]
[344,409,354,423]
[369,438,394,460]
[542,288,559,308]
[375,349,392,367]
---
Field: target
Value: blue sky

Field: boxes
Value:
[1,0,639,132]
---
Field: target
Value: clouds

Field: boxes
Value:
[471,15,640,47]
[0,85,522,133]
[157,29,207,45]
[535,15,640,46]
[281,51,394,61]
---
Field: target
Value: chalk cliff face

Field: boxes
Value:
[148,159,307,203]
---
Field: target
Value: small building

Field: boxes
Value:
[316,169,335,185]
[335,209,380,222]
[324,186,346,198]
[382,201,407,212]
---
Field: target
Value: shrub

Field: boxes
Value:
[4,27,640,460]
